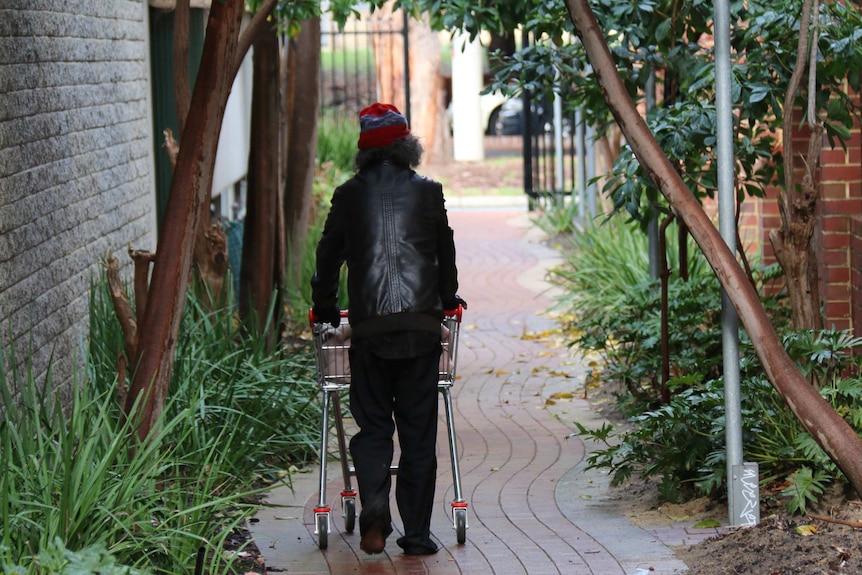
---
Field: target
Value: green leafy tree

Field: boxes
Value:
[562,0,862,499]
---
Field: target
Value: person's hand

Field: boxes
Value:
[445,295,468,310]
[313,305,341,327]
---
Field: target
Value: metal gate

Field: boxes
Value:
[522,89,581,210]
[519,33,595,215]
[319,10,411,123]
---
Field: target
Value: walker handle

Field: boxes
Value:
[443,304,464,323]
[308,308,350,327]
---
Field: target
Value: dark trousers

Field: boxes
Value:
[349,335,441,553]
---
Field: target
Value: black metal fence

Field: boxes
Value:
[522,90,580,209]
[318,18,583,213]
[319,10,410,122]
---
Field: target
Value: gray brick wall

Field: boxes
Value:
[0,1,157,399]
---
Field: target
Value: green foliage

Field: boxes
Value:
[477,0,862,227]
[0,343,258,573]
[317,112,359,173]
[532,196,584,236]
[780,467,828,515]
[572,325,862,513]
[549,215,718,406]
[16,538,150,575]
[552,213,861,512]
[88,279,322,475]
[0,277,322,572]
[282,164,351,325]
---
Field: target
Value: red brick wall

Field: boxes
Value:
[819,102,862,331]
[752,100,862,331]
[852,216,862,338]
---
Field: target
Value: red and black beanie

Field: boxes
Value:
[357,103,410,149]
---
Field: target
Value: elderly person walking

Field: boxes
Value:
[311,103,466,556]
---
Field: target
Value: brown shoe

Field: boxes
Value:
[360,520,386,555]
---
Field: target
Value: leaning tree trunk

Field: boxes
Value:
[126,0,243,441]
[125,0,277,442]
[240,20,281,337]
[563,0,862,498]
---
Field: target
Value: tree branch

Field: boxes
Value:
[781,0,814,204]
[234,0,278,80]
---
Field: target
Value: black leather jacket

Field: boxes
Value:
[311,161,459,338]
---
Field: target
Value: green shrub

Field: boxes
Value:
[550,212,856,512]
[572,328,862,512]
[0,344,258,573]
[317,112,359,173]
[283,161,351,325]
[550,215,717,409]
[0,273,323,573]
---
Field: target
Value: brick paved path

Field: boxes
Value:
[251,208,717,574]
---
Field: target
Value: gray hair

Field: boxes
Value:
[354,135,424,172]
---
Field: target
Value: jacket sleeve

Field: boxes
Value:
[311,189,347,309]
[436,192,460,308]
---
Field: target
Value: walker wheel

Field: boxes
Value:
[316,513,329,549]
[343,497,356,533]
[454,508,467,544]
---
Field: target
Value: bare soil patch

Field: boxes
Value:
[674,494,862,575]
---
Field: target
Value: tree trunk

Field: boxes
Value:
[125,0,244,441]
[563,0,862,498]
[371,5,406,111]
[283,17,322,289]
[408,15,447,163]
[240,20,280,335]
[772,0,823,330]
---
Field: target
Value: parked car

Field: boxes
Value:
[494,96,575,137]
[447,91,512,136]
[448,92,572,136]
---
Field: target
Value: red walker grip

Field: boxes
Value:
[443,304,464,323]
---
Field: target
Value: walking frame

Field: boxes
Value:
[308,306,467,550]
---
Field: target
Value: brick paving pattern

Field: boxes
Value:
[250,208,722,574]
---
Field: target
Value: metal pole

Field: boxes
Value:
[576,106,586,218]
[523,88,535,208]
[585,122,596,217]
[553,56,564,196]
[646,67,660,281]
[402,10,411,125]
[714,0,759,527]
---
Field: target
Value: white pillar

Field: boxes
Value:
[451,32,485,162]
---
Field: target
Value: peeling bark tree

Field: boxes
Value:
[769,0,824,330]
[408,14,447,163]
[372,8,448,164]
[563,0,862,498]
